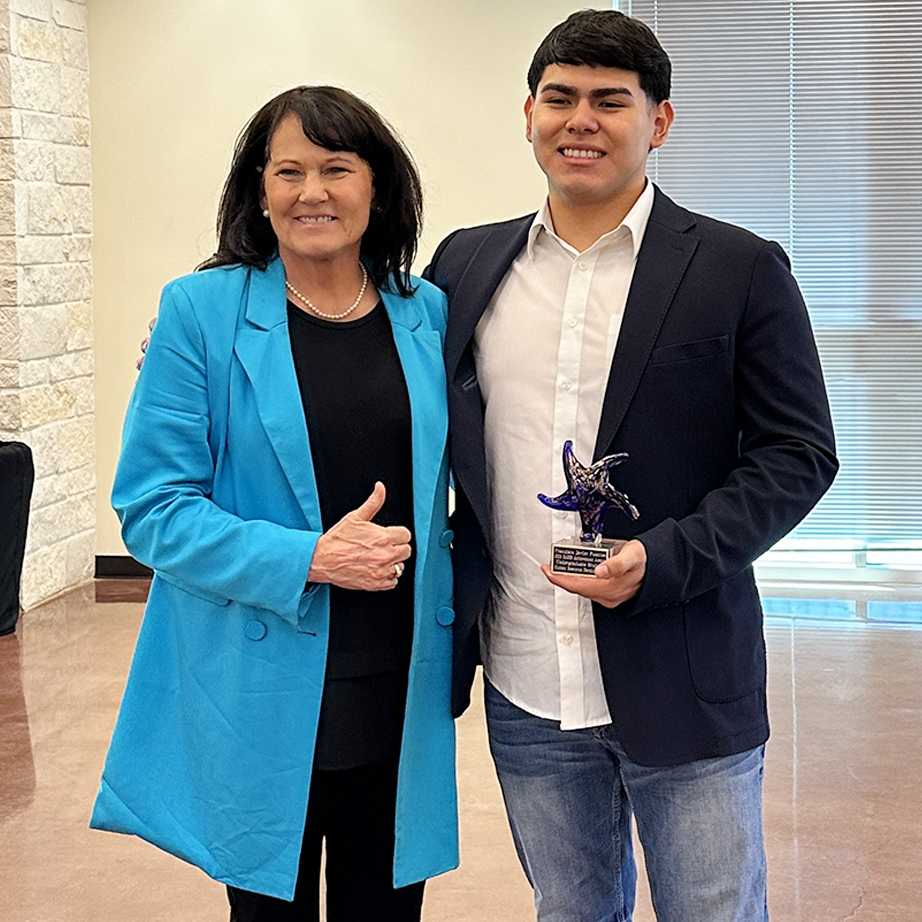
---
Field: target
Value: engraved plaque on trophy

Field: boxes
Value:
[538,440,639,577]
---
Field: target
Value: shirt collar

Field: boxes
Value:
[527,179,656,261]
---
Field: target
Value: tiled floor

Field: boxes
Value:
[2,582,921,921]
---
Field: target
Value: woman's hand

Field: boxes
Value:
[308,482,412,591]
[136,316,157,370]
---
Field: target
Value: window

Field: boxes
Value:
[623,1,922,605]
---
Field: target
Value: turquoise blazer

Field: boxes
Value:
[90,257,458,899]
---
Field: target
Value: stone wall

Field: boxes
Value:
[0,0,94,609]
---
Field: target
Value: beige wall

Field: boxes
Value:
[89,0,603,555]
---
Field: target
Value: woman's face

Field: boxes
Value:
[261,113,374,269]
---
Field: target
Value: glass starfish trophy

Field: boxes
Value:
[538,440,640,576]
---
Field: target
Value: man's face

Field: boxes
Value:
[525,63,673,211]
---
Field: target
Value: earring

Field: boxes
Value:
[262,209,270,218]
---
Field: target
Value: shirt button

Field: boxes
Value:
[556,510,567,519]
[562,379,572,391]
[578,261,589,271]
[562,633,574,645]
[567,317,578,328]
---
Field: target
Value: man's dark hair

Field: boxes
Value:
[199,86,422,298]
[527,9,671,104]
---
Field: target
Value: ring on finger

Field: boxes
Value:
[394,562,404,579]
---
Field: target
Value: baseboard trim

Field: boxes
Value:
[95,555,153,579]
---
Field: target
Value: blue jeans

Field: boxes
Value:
[484,680,768,922]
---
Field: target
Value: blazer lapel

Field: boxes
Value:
[233,258,322,529]
[444,216,532,385]
[441,216,531,545]
[594,189,699,459]
[384,291,448,574]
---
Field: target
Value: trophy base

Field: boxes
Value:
[550,537,626,576]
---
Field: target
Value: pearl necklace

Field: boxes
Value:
[286,264,369,320]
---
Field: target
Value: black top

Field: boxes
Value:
[288,300,415,769]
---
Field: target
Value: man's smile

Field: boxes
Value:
[560,148,605,159]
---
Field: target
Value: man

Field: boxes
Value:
[424,10,837,922]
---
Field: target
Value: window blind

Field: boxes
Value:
[624,0,922,558]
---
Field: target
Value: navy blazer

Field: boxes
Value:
[425,186,838,766]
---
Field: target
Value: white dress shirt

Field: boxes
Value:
[474,181,654,729]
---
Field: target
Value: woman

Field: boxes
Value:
[91,86,458,921]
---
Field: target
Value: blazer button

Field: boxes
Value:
[439,529,454,548]
[436,607,455,626]
[244,620,267,641]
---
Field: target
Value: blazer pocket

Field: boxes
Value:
[157,570,231,607]
[683,573,765,703]
[651,335,730,366]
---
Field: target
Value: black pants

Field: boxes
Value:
[227,761,424,922]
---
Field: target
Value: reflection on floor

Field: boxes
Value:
[763,596,922,624]
[2,582,921,921]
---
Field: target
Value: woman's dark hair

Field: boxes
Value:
[199,85,422,297]
[527,10,671,105]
